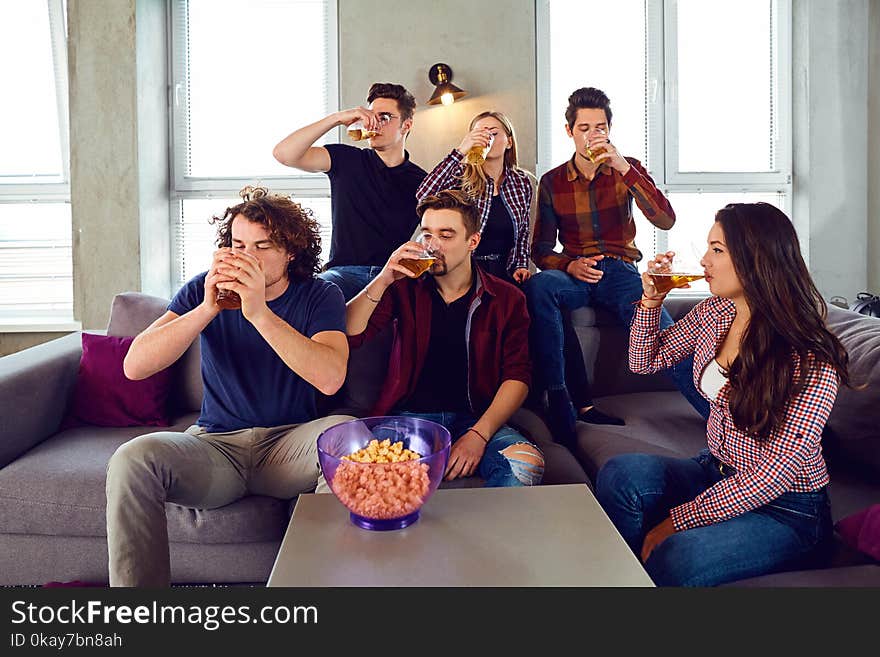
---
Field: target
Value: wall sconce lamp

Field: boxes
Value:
[427,63,467,106]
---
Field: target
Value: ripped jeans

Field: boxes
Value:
[397,411,544,487]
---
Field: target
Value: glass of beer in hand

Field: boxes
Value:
[647,241,705,295]
[585,128,607,164]
[465,131,495,166]
[400,233,437,276]
[347,120,377,141]
[347,113,389,141]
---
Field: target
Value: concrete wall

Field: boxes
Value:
[339,0,537,173]
[869,0,880,292]
[68,0,142,330]
[793,0,870,302]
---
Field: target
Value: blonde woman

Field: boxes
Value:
[416,111,535,284]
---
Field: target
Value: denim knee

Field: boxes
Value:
[482,429,544,487]
[596,453,664,508]
[524,269,570,301]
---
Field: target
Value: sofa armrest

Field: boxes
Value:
[0,332,83,467]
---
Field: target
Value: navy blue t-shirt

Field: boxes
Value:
[168,274,346,432]
[325,143,426,269]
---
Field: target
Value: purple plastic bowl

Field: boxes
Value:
[317,416,451,530]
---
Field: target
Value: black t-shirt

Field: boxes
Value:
[402,277,475,413]
[474,193,515,264]
[325,144,427,268]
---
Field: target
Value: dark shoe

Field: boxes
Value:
[578,407,626,426]
[546,389,577,448]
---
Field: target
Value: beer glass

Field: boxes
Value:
[585,128,607,164]
[647,240,705,295]
[465,132,495,166]
[347,113,389,141]
[216,287,241,310]
[400,233,437,276]
[214,250,242,310]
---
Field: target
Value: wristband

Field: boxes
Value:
[364,289,381,304]
[467,427,489,443]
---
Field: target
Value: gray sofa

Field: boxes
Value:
[568,297,880,586]
[0,292,588,586]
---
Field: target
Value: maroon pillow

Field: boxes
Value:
[835,504,880,561]
[65,334,173,427]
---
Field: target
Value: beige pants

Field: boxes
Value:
[105,415,354,587]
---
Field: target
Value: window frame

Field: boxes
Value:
[0,0,75,329]
[0,0,70,198]
[167,0,339,196]
[658,0,792,187]
[536,0,794,257]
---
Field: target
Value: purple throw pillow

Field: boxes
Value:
[65,333,173,427]
[835,504,880,562]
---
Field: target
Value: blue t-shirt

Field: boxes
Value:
[168,274,346,432]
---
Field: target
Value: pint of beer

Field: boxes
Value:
[586,128,607,163]
[216,289,242,310]
[347,120,377,141]
[648,273,705,295]
[400,257,436,276]
[465,133,495,166]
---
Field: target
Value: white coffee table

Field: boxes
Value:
[268,484,653,587]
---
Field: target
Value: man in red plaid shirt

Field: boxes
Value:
[525,88,708,446]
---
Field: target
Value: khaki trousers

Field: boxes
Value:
[105,415,354,586]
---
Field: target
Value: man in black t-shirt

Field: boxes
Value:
[273,83,427,301]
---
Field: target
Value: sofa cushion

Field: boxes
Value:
[573,392,708,479]
[0,415,287,544]
[107,292,203,415]
[822,307,880,477]
[835,504,880,562]
[722,564,880,587]
[65,334,173,427]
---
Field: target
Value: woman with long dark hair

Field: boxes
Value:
[595,202,851,586]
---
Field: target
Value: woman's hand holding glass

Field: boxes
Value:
[641,251,677,305]
[458,127,495,165]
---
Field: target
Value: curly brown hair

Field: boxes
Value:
[210,186,322,281]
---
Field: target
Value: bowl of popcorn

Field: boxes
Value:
[317,416,451,531]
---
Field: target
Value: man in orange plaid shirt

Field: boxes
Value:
[525,87,708,446]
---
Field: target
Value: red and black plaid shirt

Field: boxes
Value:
[629,296,837,531]
[417,149,534,272]
[532,156,675,270]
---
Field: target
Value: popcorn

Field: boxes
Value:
[341,438,422,464]
[332,440,430,519]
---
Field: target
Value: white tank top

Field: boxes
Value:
[700,359,728,401]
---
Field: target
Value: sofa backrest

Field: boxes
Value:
[822,306,880,478]
[574,296,702,397]
[107,292,203,415]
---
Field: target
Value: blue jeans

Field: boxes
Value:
[595,450,833,586]
[524,259,709,419]
[397,411,544,487]
[318,265,384,302]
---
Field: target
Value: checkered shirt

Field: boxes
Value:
[416,149,534,272]
[532,155,675,270]
[629,296,837,531]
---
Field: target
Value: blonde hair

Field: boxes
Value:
[459,111,519,200]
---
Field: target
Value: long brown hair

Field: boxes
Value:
[211,185,322,281]
[459,111,519,200]
[716,203,850,439]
